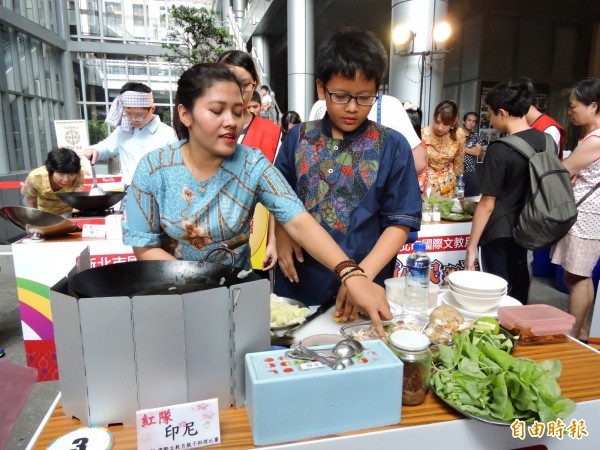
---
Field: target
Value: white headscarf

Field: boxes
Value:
[105,91,154,134]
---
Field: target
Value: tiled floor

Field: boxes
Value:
[0,245,570,449]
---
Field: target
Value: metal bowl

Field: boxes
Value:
[460,196,480,215]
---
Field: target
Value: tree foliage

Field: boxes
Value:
[161,6,234,69]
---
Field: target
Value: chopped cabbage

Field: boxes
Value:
[270,293,309,327]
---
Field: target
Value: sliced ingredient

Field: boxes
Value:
[270,294,310,327]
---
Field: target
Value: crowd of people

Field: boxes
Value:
[20,27,600,342]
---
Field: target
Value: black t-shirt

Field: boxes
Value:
[479,128,547,245]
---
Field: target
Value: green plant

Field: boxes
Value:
[88,119,108,144]
[161,6,234,69]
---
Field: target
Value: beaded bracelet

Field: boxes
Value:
[338,266,365,280]
[334,259,359,280]
[341,270,368,286]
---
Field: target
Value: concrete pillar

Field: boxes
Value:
[0,96,9,174]
[287,0,314,121]
[252,35,271,82]
[57,0,78,119]
[220,0,231,28]
[389,0,449,125]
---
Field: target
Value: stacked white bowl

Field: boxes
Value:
[446,271,508,313]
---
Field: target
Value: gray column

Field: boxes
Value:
[389,0,449,125]
[252,35,271,81]
[287,0,314,121]
[220,0,231,28]
[0,96,9,174]
[232,0,246,28]
[57,0,77,119]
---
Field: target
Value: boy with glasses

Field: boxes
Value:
[273,29,421,321]
[84,82,178,192]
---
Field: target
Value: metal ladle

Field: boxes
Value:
[89,164,105,196]
[330,343,355,367]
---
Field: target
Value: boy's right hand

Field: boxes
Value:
[275,223,303,282]
[83,148,99,165]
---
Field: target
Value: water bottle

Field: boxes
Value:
[456,175,465,200]
[404,242,430,316]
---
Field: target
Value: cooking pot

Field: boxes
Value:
[0,206,79,239]
[69,247,259,298]
[56,191,125,213]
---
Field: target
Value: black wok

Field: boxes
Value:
[56,191,125,213]
[0,206,79,238]
[69,249,259,298]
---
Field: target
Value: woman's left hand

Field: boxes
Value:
[465,245,477,271]
[262,240,277,270]
[333,285,360,322]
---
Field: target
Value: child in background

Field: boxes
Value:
[280,111,302,142]
[403,101,423,139]
[247,91,261,116]
[274,28,421,321]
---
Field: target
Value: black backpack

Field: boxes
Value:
[500,133,577,251]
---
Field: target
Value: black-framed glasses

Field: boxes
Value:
[324,86,378,106]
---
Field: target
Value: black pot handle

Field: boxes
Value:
[202,246,236,269]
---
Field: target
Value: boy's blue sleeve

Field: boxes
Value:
[273,126,300,191]
[380,132,422,231]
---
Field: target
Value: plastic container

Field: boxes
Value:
[404,242,429,316]
[497,304,575,336]
[388,330,432,406]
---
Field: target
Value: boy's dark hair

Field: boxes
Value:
[316,28,387,88]
[45,147,81,176]
[217,50,260,84]
[173,63,242,140]
[485,78,535,118]
[463,111,479,122]
[433,100,459,141]
[571,78,600,112]
[260,85,269,92]
[404,101,423,138]
[120,82,152,94]
[250,91,261,103]
[281,111,302,133]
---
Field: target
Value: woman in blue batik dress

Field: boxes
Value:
[122,63,393,338]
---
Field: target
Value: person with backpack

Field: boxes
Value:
[465,79,552,304]
[551,78,600,342]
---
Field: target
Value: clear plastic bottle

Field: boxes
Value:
[456,174,465,200]
[404,242,430,316]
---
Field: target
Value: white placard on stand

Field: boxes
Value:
[54,120,92,175]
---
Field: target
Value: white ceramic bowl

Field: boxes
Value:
[450,289,504,313]
[449,281,507,298]
[447,270,507,294]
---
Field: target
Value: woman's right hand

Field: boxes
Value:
[83,148,99,165]
[340,275,391,340]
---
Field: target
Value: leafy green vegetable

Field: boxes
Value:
[432,329,576,423]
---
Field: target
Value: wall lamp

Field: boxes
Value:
[392,21,452,56]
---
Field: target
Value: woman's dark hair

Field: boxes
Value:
[484,78,535,118]
[281,111,302,134]
[316,28,387,89]
[463,111,479,122]
[173,63,242,140]
[119,82,152,94]
[571,78,600,114]
[433,100,459,141]
[404,102,423,138]
[45,147,81,176]
[217,50,260,84]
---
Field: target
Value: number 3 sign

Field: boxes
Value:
[47,427,113,450]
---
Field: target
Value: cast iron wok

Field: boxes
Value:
[69,248,259,298]
[56,191,125,213]
[0,206,79,238]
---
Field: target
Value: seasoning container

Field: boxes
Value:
[388,330,432,406]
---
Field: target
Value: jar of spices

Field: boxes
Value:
[388,330,432,406]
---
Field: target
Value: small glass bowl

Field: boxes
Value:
[340,314,453,349]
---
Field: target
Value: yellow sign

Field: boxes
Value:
[250,203,269,270]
